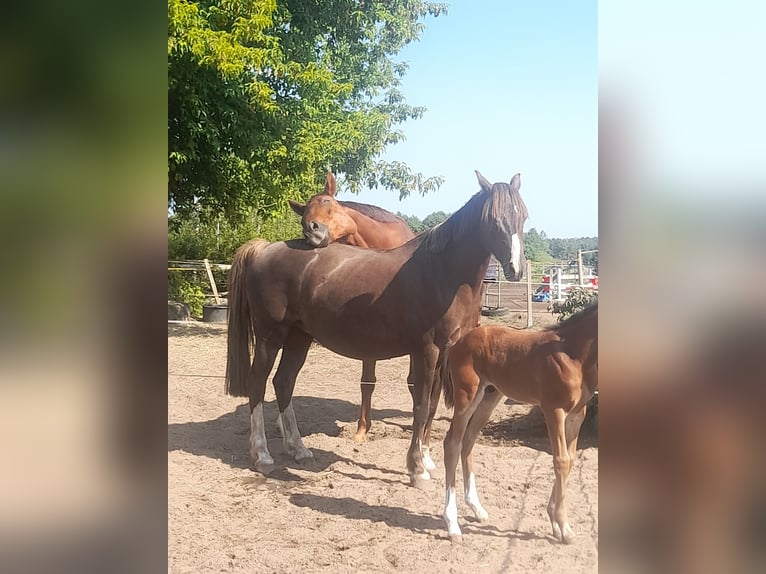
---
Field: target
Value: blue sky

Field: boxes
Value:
[599,0,765,197]
[346,1,598,238]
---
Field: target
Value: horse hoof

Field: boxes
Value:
[409,473,432,490]
[449,534,463,544]
[422,451,437,471]
[293,448,315,462]
[253,459,276,474]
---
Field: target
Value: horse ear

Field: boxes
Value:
[475,170,492,192]
[509,173,521,192]
[288,200,305,216]
[324,171,337,197]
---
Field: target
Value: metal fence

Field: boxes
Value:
[483,254,598,327]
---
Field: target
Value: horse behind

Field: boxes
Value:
[288,172,414,249]
[289,172,416,443]
[442,302,597,542]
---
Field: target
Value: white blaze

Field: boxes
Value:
[510,233,521,272]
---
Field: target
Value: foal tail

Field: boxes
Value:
[225,239,271,397]
[442,354,455,410]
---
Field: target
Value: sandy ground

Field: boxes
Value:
[168,311,598,573]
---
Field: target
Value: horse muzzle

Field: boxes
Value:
[304,233,329,248]
[502,261,524,282]
[303,221,330,247]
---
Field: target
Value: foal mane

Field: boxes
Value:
[338,200,406,225]
[420,181,528,253]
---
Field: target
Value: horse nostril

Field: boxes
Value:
[310,221,319,231]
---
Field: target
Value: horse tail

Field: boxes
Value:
[225,239,271,397]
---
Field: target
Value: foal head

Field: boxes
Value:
[475,171,528,281]
[289,172,357,248]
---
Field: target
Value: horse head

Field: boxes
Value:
[475,171,528,281]
[289,172,357,248]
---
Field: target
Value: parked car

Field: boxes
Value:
[532,286,551,302]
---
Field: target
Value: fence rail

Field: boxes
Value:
[482,256,598,326]
[169,254,597,327]
[168,259,230,304]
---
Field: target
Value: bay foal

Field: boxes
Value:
[442,303,597,542]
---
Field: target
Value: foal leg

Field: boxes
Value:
[565,405,587,470]
[460,387,503,522]
[353,360,376,443]
[542,407,575,543]
[272,329,314,462]
[248,337,282,473]
[442,379,484,539]
[442,411,470,540]
[558,404,588,531]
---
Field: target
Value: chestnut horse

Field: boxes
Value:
[289,172,416,443]
[288,172,413,249]
[226,171,528,487]
[442,302,597,542]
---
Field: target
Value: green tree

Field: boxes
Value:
[422,210,449,229]
[396,212,424,233]
[168,0,447,222]
[168,206,300,262]
[546,236,597,264]
[523,228,552,262]
[547,237,569,260]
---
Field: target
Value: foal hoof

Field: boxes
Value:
[351,431,368,444]
[561,525,576,545]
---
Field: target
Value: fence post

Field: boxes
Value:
[526,259,533,328]
[203,258,222,305]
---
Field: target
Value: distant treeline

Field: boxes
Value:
[168,207,596,268]
[397,211,597,267]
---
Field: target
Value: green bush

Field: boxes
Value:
[549,287,598,321]
[168,272,207,317]
[168,206,303,314]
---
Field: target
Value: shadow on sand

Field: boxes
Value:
[288,492,550,542]
[168,322,226,338]
[482,402,599,452]
[168,397,410,471]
